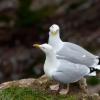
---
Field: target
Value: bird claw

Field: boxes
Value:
[59,89,69,95]
[49,84,60,91]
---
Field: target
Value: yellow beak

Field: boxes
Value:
[51,31,57,35]
[33,44,40,48]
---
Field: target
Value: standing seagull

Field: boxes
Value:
[33,43,99,94]
[48,24,100,73]
[48,24,100,92]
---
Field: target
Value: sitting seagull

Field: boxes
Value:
[33,43,99,94]
[48,24,100,73]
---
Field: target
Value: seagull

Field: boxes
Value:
[48,24,100,74]
[48,24,100,93]
[33,43,99,94]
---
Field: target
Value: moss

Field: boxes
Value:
[0,87,77,100]
[87,77,100,86]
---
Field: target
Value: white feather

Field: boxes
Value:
[94,65,100,70]
[88,71,96,76]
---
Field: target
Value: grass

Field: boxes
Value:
[0,87,77,100]
[87,77,100,86]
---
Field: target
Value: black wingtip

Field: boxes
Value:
[98,58,100,65]
[90,67,96,73]
[89,58,100,73]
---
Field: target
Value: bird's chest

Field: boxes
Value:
[44,63,57,79]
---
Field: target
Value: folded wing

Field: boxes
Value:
[52,60,90,84]
[57,42,99,67]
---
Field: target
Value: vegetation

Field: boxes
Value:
[87,76,100,86]
[0,87,76,100]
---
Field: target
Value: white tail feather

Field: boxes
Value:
[88,71,96,76]
[94,65,100,70]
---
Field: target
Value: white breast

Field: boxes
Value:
[44,60,59,79]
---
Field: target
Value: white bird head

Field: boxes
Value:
[49,24,59,36]
[33,43,53,54]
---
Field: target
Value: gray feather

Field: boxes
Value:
[57,42,99,66]
[52,59,90,84]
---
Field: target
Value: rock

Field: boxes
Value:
[0,78,36,89]
[38,74,49,84]
[0,81,12,89]
[59,89,69,95]
[18,78,36,87]
[49,84,59,91]
[81,93,100,100]
[0,75,50,90]
[0,75,99,100]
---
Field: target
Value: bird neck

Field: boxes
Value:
[45,52,57,64]
[44,52,59,78]
[48,32,63,52]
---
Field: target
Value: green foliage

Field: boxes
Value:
[87,77,100,86]
[0,87,77,100]
[0,15,11,22]
[0,0,58,27]
[16,0,33,26]
[16,0,57,27]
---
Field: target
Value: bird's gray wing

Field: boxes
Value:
[65,42,98,58]
[57,42,99,66]
[52,60,90,84]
